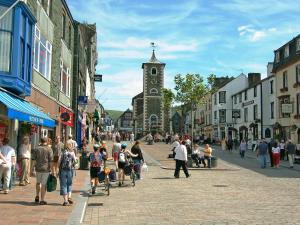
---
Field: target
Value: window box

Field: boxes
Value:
[293,82,300,88]
[280,87,288,92]
[294,114,300,119]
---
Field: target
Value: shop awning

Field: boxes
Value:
[0,90,55,128]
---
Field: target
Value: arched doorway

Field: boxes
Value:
[239,126,248,141]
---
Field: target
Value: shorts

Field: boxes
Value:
[118,161,126,170]
[113,152,119,161]
[90,167,100,178]
[36,172,50,185]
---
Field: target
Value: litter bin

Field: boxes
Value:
[211,156,218,168]
[80,153,89,170]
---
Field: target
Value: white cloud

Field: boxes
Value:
[251,31,266,42]
[237,25,277,42]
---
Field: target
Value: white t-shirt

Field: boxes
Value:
[171,141,180,149]
[112,143,121,154]
[279,143,285,150]
[0,145,16,167]
[174,144,187,161]
[272,147,280,154]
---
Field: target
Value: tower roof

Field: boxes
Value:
[142,50,165,68]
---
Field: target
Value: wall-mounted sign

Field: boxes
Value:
[78,96,88,105]
[282,104,293,114]
[60,107,74,127]
[242,100,254,107]
[94,74,103,82]
[232,109,241,118]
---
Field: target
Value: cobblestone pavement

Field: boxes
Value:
[83,141,300,225]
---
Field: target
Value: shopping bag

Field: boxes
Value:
[142,162,148,172]
[47,174,57,192]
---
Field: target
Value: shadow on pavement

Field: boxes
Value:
[0,201,61,206]
[211,146,300,178]
[152,177,174,179]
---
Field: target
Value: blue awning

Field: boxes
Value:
[0,90,55,128]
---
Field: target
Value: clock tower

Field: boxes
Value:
[142,50,166,134]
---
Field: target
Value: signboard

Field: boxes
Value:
[232,109,241,118]
[282,104,293,114]
[78,96,88,105]
[242,100,254,107]
[94,74,103,82]
[60,107,74,127]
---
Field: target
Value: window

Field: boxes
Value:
[283,71,288,88]
[270,80,273,94]
[33,27,52,80]
[219,109,226,123]
[284,45,289,58]
[239,93,242,103]
[234,95,237,104]
[296,65,300,83]
[280,97,290,118]
[297,39,300,51]
[244,108,248,122]
[60,60,70,96]
[0,6,13,73]
[149,114,158,128]
[275,51,280,63]
[254,86,257,97]
[214,94,217,105]
[62,13,66,39]
[68,23,71,49]
[151,67,157,75]
[244,90,247,100]
[297,94,300,115]
[271,102,274,119]
[150,88,158,94]
[265,128,271,138]
[214,111,217,120]
[219,91,226,103]
[253,104,258,120]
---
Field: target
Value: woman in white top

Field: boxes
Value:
[272,143,281,168]
[174,140,190,178]
[279,140,285,160]
[19,136,31,186]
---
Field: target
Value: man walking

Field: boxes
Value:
[174,140,190,178]
[286,140,296,168]
[31,137,53,205]
[268,139,276,167]
[256,139,268,168]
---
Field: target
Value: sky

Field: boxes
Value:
[68,0,300,111]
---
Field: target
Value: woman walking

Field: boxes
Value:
[18,136,31,186]
[89,144,103,194]
[272,143,281,168]
[58,142,76,206]
[174,140,190,178]
[52,136,64,177]
[239,139,247,159]
[131,141,144,180]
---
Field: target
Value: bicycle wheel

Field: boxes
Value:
[131,171,135,187]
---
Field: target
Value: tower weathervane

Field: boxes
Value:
[150,42,156,51]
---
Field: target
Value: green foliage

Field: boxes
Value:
[174,73,213,106]
[162,88,174,110]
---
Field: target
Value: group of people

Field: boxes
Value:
[255,139,297,169]
[0,134,78,207]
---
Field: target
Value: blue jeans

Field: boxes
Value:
[259,154,267,168]
[59,169,73,195]
[133,159,141,179]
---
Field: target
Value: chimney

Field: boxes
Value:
[248,73,261,87]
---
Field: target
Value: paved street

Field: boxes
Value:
[83,141,300,225]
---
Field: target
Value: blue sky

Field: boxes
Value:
[68,0,300,111]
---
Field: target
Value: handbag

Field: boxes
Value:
[142,162,148,172]
[47,174,57,192]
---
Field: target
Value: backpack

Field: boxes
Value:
[60,151,74,170]
[90,152,102,168]
[119,152,126,163]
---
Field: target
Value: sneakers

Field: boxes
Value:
[68,198,74,204]
[3,190,8,194]
[19,183,26,186]
[39,201,47,205]
[63,202,69,206]
[91,187,96,195]
[35,196,39,203]
[186,174,191,178]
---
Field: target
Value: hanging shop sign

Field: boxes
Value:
[60,107,74,127]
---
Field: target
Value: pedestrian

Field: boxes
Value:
[112,136,121,171]
[171,137,180,158]
[286,140,296,168]
[268,139,277,167]
[174,140,190,178]
[239,139,247,158]
[130,132,135,144]
[221,139,226,151]
[58,142,76,206]
[52,136,64,177]
[271,143,280,168]
[18,135,31,186]
[256,139,268,168]
[89,144,102,194]
[131,141,144,179]
[203,144,213,168]
[279,140,285,160]
[66,135,78,155]
[0,138,16,194]
[117,143,137,186]
[31,137,53,205]
[192,144,206,167]
[227,138,233,152]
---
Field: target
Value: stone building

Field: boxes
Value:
[272,34,300,143]
[132,50,166,137]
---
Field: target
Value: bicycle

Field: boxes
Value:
[123,158,139,187]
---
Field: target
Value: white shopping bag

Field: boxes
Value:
[142,162,148,172]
